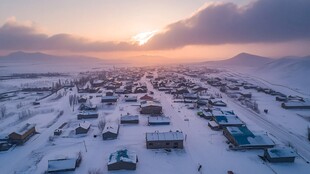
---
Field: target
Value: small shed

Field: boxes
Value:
[208,121,220,131]
[148,116,170,125]
[102,123,119,140]
[75,121,91,135]
[107,149,138,171]
[146,131,184,149]
[264,147,297,163]
[120,115,139,124]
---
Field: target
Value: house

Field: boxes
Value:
[223,126,274,149]
[102,123,119,140]
[281,101,310,109]
[209,99,227,107]
[101,96,118,103]
[9,123,36,145]
[140,101,162,115]
[120,115,139,124]
[134,87,147,93]
[146,131,184,149]
[75,121,91,135]
[197,109,213,120]
[213,115,244,128]
[47,156,81,173]
[107,149,138,171]
[264,147,297,163]
[54,122,67,136]
[140,94,154,101]
[77,111,99,119]
[124,96,138,102]
[148,116,170,125]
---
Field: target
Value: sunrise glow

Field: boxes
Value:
[132,30,158,46]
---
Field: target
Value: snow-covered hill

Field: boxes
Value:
[255,56,310,94]
[203,52,273,67]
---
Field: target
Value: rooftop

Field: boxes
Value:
[146,131,184,141]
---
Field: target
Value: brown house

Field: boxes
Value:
[140,101,162,115]
[9,123,36,145]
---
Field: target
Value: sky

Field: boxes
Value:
[0,0,310,60]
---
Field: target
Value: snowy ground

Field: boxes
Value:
[0,68,309,174]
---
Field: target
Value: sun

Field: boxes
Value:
[132,30,157,46]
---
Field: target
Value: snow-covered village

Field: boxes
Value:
[0,64,310,174]
[1,0,310,174]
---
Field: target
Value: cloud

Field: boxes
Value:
[144,0,310,49]
[0,18,136,52]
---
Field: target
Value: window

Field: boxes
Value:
[166,142,170,146]
[149,143,153,146]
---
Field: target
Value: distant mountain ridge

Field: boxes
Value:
[203,52,273,67]
[0,51,116,64]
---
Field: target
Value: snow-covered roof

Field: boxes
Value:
[47,158,77,172]
[146,131,184,141]
[208,121,219,127]
[266,147,297,158]
[16,123,35,135]
[102,96,118,100]
[121,115,139,121]
[214,115,243,126]
[78,110,98,115]
[79,121,91,129]
[283,101,310,107]
[141,101,162,108]
[226,126,274,147]
[148,116,170,123]
[108,149,137,164]
[102,123,119,134]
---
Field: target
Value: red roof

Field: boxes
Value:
[140,94,154,101]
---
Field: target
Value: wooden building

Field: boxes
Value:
[75,122,91,135]
[120,115,139,124]
[9,123,36,145]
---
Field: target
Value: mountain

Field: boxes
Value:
[0,51,114,64]
[203,52,273,67]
